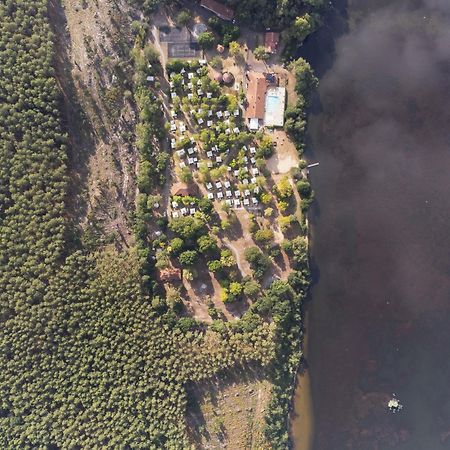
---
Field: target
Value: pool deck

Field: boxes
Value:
[264,86,286,128]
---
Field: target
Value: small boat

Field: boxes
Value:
[388,394,403,413]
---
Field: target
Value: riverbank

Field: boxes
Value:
[290,311,314,450]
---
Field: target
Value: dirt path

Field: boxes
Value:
[224,237,251,277]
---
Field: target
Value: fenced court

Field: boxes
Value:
[168,43,200,59]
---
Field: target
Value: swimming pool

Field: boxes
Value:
[267,94,281,111]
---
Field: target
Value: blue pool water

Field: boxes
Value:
[266,95,280,113]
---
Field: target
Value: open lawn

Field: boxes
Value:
[186,368,272,449]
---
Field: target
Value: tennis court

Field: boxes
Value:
[168,43,200,59]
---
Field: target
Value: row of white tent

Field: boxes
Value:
[171,196,259,217]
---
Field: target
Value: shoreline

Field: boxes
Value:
[290,309,314,450]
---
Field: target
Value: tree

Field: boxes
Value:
[221,219,231,231]
[137,160,155,193]
[278,200,289,213]
[229,282,243,300]
[290,13,316,43]
[276,176,293,199]
[244,247,270,279]
[261,192,272,204]
[258,135,274,158]
[285,236,308,268]
[221,287,231,303]
[264,207,274,217]
[175,10,192,27]
[229,41,242,57]
[243,279,260,296]
[179,250,198,267]
[254,45,270,61]
[147,194,162,209]
[220,249,235,267]
[179,167,193,183]
[144,44,161,64]
[297,179,312,198]
[210,165,227,180]
[253,228,274,245]
[207,259,223,273]
[198,32,215,50]
[278,215,296,232]
[155,250,170,269]
[197,235,219,254]
[166,286,183,312]
[169,237,184,255]
[289,58,318,98]
[169,216,206,239]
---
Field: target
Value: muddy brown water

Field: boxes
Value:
[291,1,450,449]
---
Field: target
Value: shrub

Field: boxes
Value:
[254,46,270,61]
[210,56,223,70]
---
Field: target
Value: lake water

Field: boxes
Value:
[291,1,450,449]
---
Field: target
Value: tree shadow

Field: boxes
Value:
[190,264,216,297]
[222,213,244,239]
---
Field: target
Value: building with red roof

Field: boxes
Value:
[245,72,269,130]
[200,0,234,21]
[265,32,280,54]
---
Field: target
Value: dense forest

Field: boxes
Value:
[0,0,316,448]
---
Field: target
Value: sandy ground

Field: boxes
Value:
[50,0,139,249]
[267,129,300,174]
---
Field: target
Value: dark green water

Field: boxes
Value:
[294,1,450,449]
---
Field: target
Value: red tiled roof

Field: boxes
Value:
[265,32,280,53]
[245,72,268,120]
[171,182,195,197]
[200,0,234,21]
